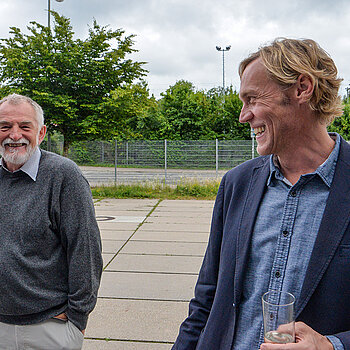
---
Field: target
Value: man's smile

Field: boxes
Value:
[5,143,27,147]
[253,126,265,137]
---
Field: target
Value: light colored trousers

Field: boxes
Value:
[0,319,84,350]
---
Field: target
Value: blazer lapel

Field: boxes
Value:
[234,158,270,302]
[296,139,350,316]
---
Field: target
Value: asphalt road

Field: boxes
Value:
[80,166,227,186]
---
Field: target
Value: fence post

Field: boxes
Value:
[216,138,219,177]
[114,140,118,185]
[126,141,129,166]
[101,141,104,163]
[164,139,167,185]
[48,133,52,152]
[251,129,255,159]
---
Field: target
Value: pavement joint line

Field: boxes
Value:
[84,337,174,345]
[102,199,163,271]
[99,229,139,232]
[110,253,204,256]
[98,296,190,303]
[138,230,210,233]
[103,270,199,276]
[117,253,205,257]
[102,239,131,242]
[128,239,208,243]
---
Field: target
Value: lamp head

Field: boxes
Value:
[226,45,231,51]
[216,46,221,51]
[55,0,64,2]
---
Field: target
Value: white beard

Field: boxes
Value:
[0,137,38,167]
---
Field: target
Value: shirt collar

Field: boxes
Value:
[1,147,41,181]
[267,132,340,188]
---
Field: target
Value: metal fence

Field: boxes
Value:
[41,139,258,185]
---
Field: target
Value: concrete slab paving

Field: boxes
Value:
[94,210,152,216]
[119,241,207,256]
[139,222,210,233]
[145,215,212,225]
[95,198,159,211]
[153,206,213,213]
[83,340,172,350]
[102,253,115,267]
[98,222,141,231]
[105,254,203,274]
[100,230,134,241]
[150,210,211,218]
[97,216,146,223]
[157,199,214,209]
[131,231,209,243]
[158,199,214,206]
[83,198,213,348]
[85,298,187,343]
[120,241,207,256]
[98,271,196,300]
[101,240,126,254]
[137,225,210,235]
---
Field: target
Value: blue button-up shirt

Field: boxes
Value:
[232,133,343,349]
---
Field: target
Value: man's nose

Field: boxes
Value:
[239,105,253,124]
[9,127,23,141]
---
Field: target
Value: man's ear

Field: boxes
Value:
[295,74,314,103]
[38,125,47,145]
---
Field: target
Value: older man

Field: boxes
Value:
[172,38,349,349]
[0,94,103,350]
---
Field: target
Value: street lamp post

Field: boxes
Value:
[47,0,64,151]
[216,45,231,90]
[48,0,64,29]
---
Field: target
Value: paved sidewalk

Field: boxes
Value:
[83,198,214,349]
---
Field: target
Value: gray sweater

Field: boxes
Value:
[0,150,103,331]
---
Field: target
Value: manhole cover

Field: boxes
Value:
[95,216,146,223]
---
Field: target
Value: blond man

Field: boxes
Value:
[173,38,348,350]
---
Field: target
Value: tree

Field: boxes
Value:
[0,12,147,155]
[158,80,214,140]
[328,98,350,139]
[149,81,250,140]
[206,86,250,139]
[100,81,163,140]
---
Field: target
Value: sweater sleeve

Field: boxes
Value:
[58,166,103,331]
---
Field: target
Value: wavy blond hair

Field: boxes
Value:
[239,38,343,125]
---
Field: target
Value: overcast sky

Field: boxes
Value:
[1,0,350,98]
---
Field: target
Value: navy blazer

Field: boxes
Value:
[173,137,350,350]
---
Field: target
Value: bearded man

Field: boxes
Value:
[0,93,102,350]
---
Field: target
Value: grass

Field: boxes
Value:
[91,179,220,200]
